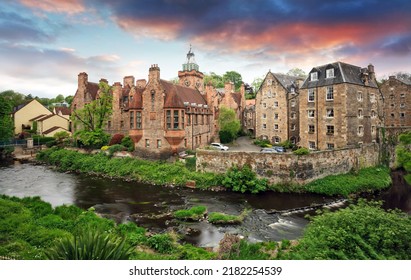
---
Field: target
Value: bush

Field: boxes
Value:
[221,165,268,194]
[32,135,55,145]
[253,139,271,147]
[109,134,124,146]
[108,144,125,156]
[219,130,234,144]
[185,156,196,171]
[208,212,242,224]
[147,234,176,254]
[293,147,310,155]
[121,136,135,152]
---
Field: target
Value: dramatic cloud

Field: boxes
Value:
[18,0,86,15]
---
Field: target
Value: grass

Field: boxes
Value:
[208,209,250,224]
[173,206,207,221]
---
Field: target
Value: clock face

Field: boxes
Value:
[184,79,191,86]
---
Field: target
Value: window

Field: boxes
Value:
[370,93,375,103]
[145,139,150,148]
[309,141,316,150]
[181,110,185,127]
[372,126,376,134]
[263,103,267,108]
[290,87,295,94]
[371,110,376,118]
[326,86,334,100]
[274,113,279,120]
[274,124,279,130]
[308,110,315,118]
[291,112,296,119]
[274,137,280,144]
[326,108,334,118]
[266,79,272,86]
[326,125,334,135]
[263,124,266,129]
[400,103,405,108]
[130,111,135,129]
[311,72,318,81]
[308,125,315,133]
[120,120,124,128]
[173,110,179,129]
[358,109,363,118]
[166,110,171,129]
[291,100,296,107]
[157,139,161,148]
[326,68,334,78]
[274,101,279,107]
[391,113,395,118]
[401,93,405,98]
[308,89,315,102]
[291,124,296,131]
[327,143,335,150]
[187,114,191,125]
[400,112,405,118]
[263,113,267,119]
[136,111,142,129]
[357,92,363,101]
[358,126,364,136]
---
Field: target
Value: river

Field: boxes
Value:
[1,162,410,247]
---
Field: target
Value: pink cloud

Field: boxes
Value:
[19,0,86,14]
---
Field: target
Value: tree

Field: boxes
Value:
[54,94,65,103]
[396,131,411,183]
[0,95,14,140]
[0,90,26,108]
[71,82,113,148]
[204,72,224,88]
[65,95,74,105]
[218,106,241,143]
[251,76,264,94]
[286,68,307,78]
[223,71,243,91]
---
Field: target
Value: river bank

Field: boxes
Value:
[35,147,392,197]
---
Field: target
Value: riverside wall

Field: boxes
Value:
[196,144,380,185]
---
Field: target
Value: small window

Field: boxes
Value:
[291,124,296,131]
[291,112,296,119]
[166,110,171,129]
[327,143,335,150]
[326,86,334,100]
[371,126,376,134]
[145,139,150,148]
[308,110,315,118]
[308,125,315,133]
[311,72,318,81]
[309,141,316,150]
[326,108,334,118]
[326,68,334,78]
[263,113,267,119]
[274,101,279,107]
[357,92,363,101]
[400,103,405,108]
[371,110,376,118]
[274,113,279,120]
[263,124,266,129]
[400,112,405,118]
[391,113,395,118]
[290,87,295,94]
[401,93,405,98]
[358,126,364,136]
[326,125,334,135]
[274,124,279,130]
[157,139,162,148]
[120,120,124,128]
[308,89,315,102]
[263,103,267,108]
[370,93,376,103]
[290,100,296,107]
[358,109,363,118]
[266,79,272,86]
[274,137,280,144]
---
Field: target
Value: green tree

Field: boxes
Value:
[204,72,224,88]
[218,106,241,143]
[0,90,26,107]
[396,131,411,183]
[0,95,14,140]
[71,82,113,148]
[251,76,264,94]
[223,71,243,91]
[54,94,65,103]
[65,95,74,105]
[286,68,307,78]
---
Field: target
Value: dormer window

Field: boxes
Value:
[326,68,335,78]
[310,72,318,81]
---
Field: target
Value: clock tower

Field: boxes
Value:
[178,45,204,93]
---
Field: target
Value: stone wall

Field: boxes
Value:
[196,144,380,184]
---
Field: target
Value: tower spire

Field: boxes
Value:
[183,44,199,71]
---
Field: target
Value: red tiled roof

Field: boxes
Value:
[87,82,100,99]
[54,106,71,115]
[161,80,207,108]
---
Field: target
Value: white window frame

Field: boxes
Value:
[311,72,318,81]
[327,143,335,150]
[308,89,315,102]
[326,108,334,118]
[308,110,315,118]
[326,86,334,101]
[274,101,279,107]
[357,91,363,102]
[308,125,315,133]
[274,124,279,130]
[358,126,364,136]
[326,68,334,78]
[309,141,316,150]
[358,109,363,119]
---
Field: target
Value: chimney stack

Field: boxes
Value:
[123,76,135,88]
[149,64,160,82]
[368,64,375,81]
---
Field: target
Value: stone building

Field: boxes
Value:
[128,64,212,158]
[379,75,411,127]
[243,99,256,136]
[255,71,302,145]
[299,62,382,150]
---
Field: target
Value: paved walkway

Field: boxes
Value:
[226,136,261,152]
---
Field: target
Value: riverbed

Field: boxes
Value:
[1,162,409,247]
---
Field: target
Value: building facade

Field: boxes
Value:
[255,71,301,145]
[300,62,382,150]
[380,75,411,127]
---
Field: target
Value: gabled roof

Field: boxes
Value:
[161,80,207,108]
[397,76,411,85]
[42,126,69,135]
[54,106,71,115]
[13,99,50,114]
[37,114,67,122]
[272,73,300,91]
[301,61,378,89]
[87,82,100,99]
[128,87,144,109]
[29,114,47,121]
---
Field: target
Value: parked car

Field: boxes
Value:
[273,146,285,153]
[210,142,229,151]
[260,148,278,153]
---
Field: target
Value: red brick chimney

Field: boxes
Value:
[148,64,160,83]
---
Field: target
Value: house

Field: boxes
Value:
[299,62,382,150]
[255,71,302,145]
[13,99,52,135]
[53,106,71,120]
[379,75,411,127]
[243,99,256,136]
[32,114,70,137]
[128,64,212,159]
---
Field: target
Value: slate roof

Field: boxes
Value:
[301,61,378,89]
[273,73,300,91]
[397,76,411,85]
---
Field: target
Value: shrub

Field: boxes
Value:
[208,212,242,224]
[293,147,310,155]
[221,240,270,260]
[121,136,135,152]
[219,130,234,144]
[101,145,109,151]
[147,234,176,254]
[253,139,271,147]
[109,134,124,146]
[185,156,196,171]
[108,144,125,156]
[221,165,268,194]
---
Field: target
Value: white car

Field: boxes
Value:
[210,142,229,151]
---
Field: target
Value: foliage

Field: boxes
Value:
[109,134,124,146]
[185,156,196,171]
[71,81,113,143]
[218,106,241,143]
[53,131,70,146]
[36,148,220,189]
[286,68,307,78]
[0,90,26,107]
[32,136,55,145]
[174,206,207,221]
[208,210,248,224]
[284,200,411,260]
[304,166,392,197]
[219,130,234,144]
[147,234,176,254]
[221,240,270,260]
[108,144,126,156]
[279,140,296,150]
[101,145,109,151]
[0,95,14,140]
[293,147,310,155]
[121,136,135,152]
[46,227,133,260]
[75,129,110,149]
[253,139,271,147]
[223,71,243,91]
[204,72,224,88]
[396,131,411,183]
[251,76,264,94]
[221,165,268,194]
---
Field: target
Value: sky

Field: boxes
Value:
[1,0,411,99]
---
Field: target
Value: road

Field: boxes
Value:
[226,136,261,152]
